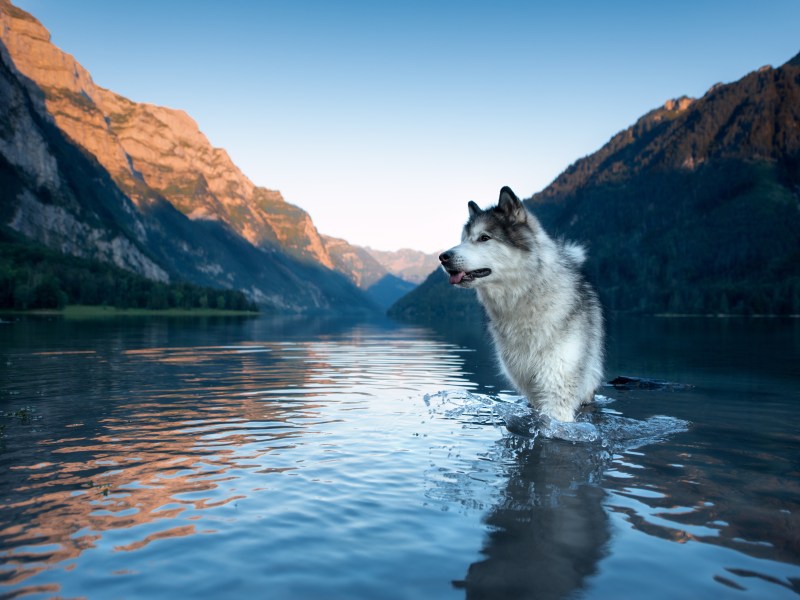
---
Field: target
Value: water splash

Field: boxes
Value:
[423,390,529,428]
[425,390,689,448]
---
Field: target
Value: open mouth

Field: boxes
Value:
[447,269,492,285]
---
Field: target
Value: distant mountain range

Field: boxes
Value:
[392,52,800,318]
[0,0,430,312]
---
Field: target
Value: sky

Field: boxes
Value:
[15,0,800,253]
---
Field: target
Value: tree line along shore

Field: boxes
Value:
[0,234,259,314]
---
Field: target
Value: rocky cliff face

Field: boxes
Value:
[0,3,137,186]
[0,0,377,313]
[0,33,168,282]
[0,0,334,269]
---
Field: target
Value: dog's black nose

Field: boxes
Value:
[439,252,451,264]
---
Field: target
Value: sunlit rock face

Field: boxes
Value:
[0,0,384,312]
[0,0,334,269]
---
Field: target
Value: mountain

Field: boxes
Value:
[321,236,432,309]
[388,268,481,322]
[322,235,439,289]
[0,0,376,313]
[366,247,440,284]
[391,53,800,318]
[365,274,417,311]
[0,1,333,267]
[321,234,388,288]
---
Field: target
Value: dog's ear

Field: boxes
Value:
[467,201,482,218]
[498,186,527,222]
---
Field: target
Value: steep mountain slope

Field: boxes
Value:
[531,54,800,314]
[391,53,800,318]
[0,38,167,282]
[0,1,333,267]
[0,0,376,312]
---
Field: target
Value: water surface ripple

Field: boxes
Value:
[1,315,798,599]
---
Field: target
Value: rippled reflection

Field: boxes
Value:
[1,315,799,599]
[596,392,800,598]
[0,323,487,598]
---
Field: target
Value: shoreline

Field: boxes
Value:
[652,312,800,319]
[0,305,260,319]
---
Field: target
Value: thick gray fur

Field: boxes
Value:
[440,186,604,421]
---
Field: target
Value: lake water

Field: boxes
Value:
[0,314,798,599]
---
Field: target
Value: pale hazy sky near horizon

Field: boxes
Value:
[14,0,800,253]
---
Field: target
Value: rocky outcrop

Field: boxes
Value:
[662,96,694,113]
[9,189,169,282]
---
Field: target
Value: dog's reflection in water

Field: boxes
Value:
[454,437,610,600]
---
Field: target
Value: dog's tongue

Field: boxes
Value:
[449,271,466,285]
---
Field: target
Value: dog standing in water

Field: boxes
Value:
[439,187,604,422]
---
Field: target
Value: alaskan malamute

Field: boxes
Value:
[440,186,604,422]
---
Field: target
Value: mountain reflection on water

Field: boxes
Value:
[0,314,798,599]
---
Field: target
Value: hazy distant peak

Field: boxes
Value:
[365,247,441,284]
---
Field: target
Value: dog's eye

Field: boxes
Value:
[478,234,491,242]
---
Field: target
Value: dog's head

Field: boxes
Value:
[439,186,537,288]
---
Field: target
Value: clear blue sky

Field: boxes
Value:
[15,0,800,252]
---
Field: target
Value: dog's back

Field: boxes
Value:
[440,187,604,421]
[481,237,604,422]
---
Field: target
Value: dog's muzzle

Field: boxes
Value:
[439,251,491,285]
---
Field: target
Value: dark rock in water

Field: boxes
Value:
[607,376,693,391]
[504,413,543,438]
